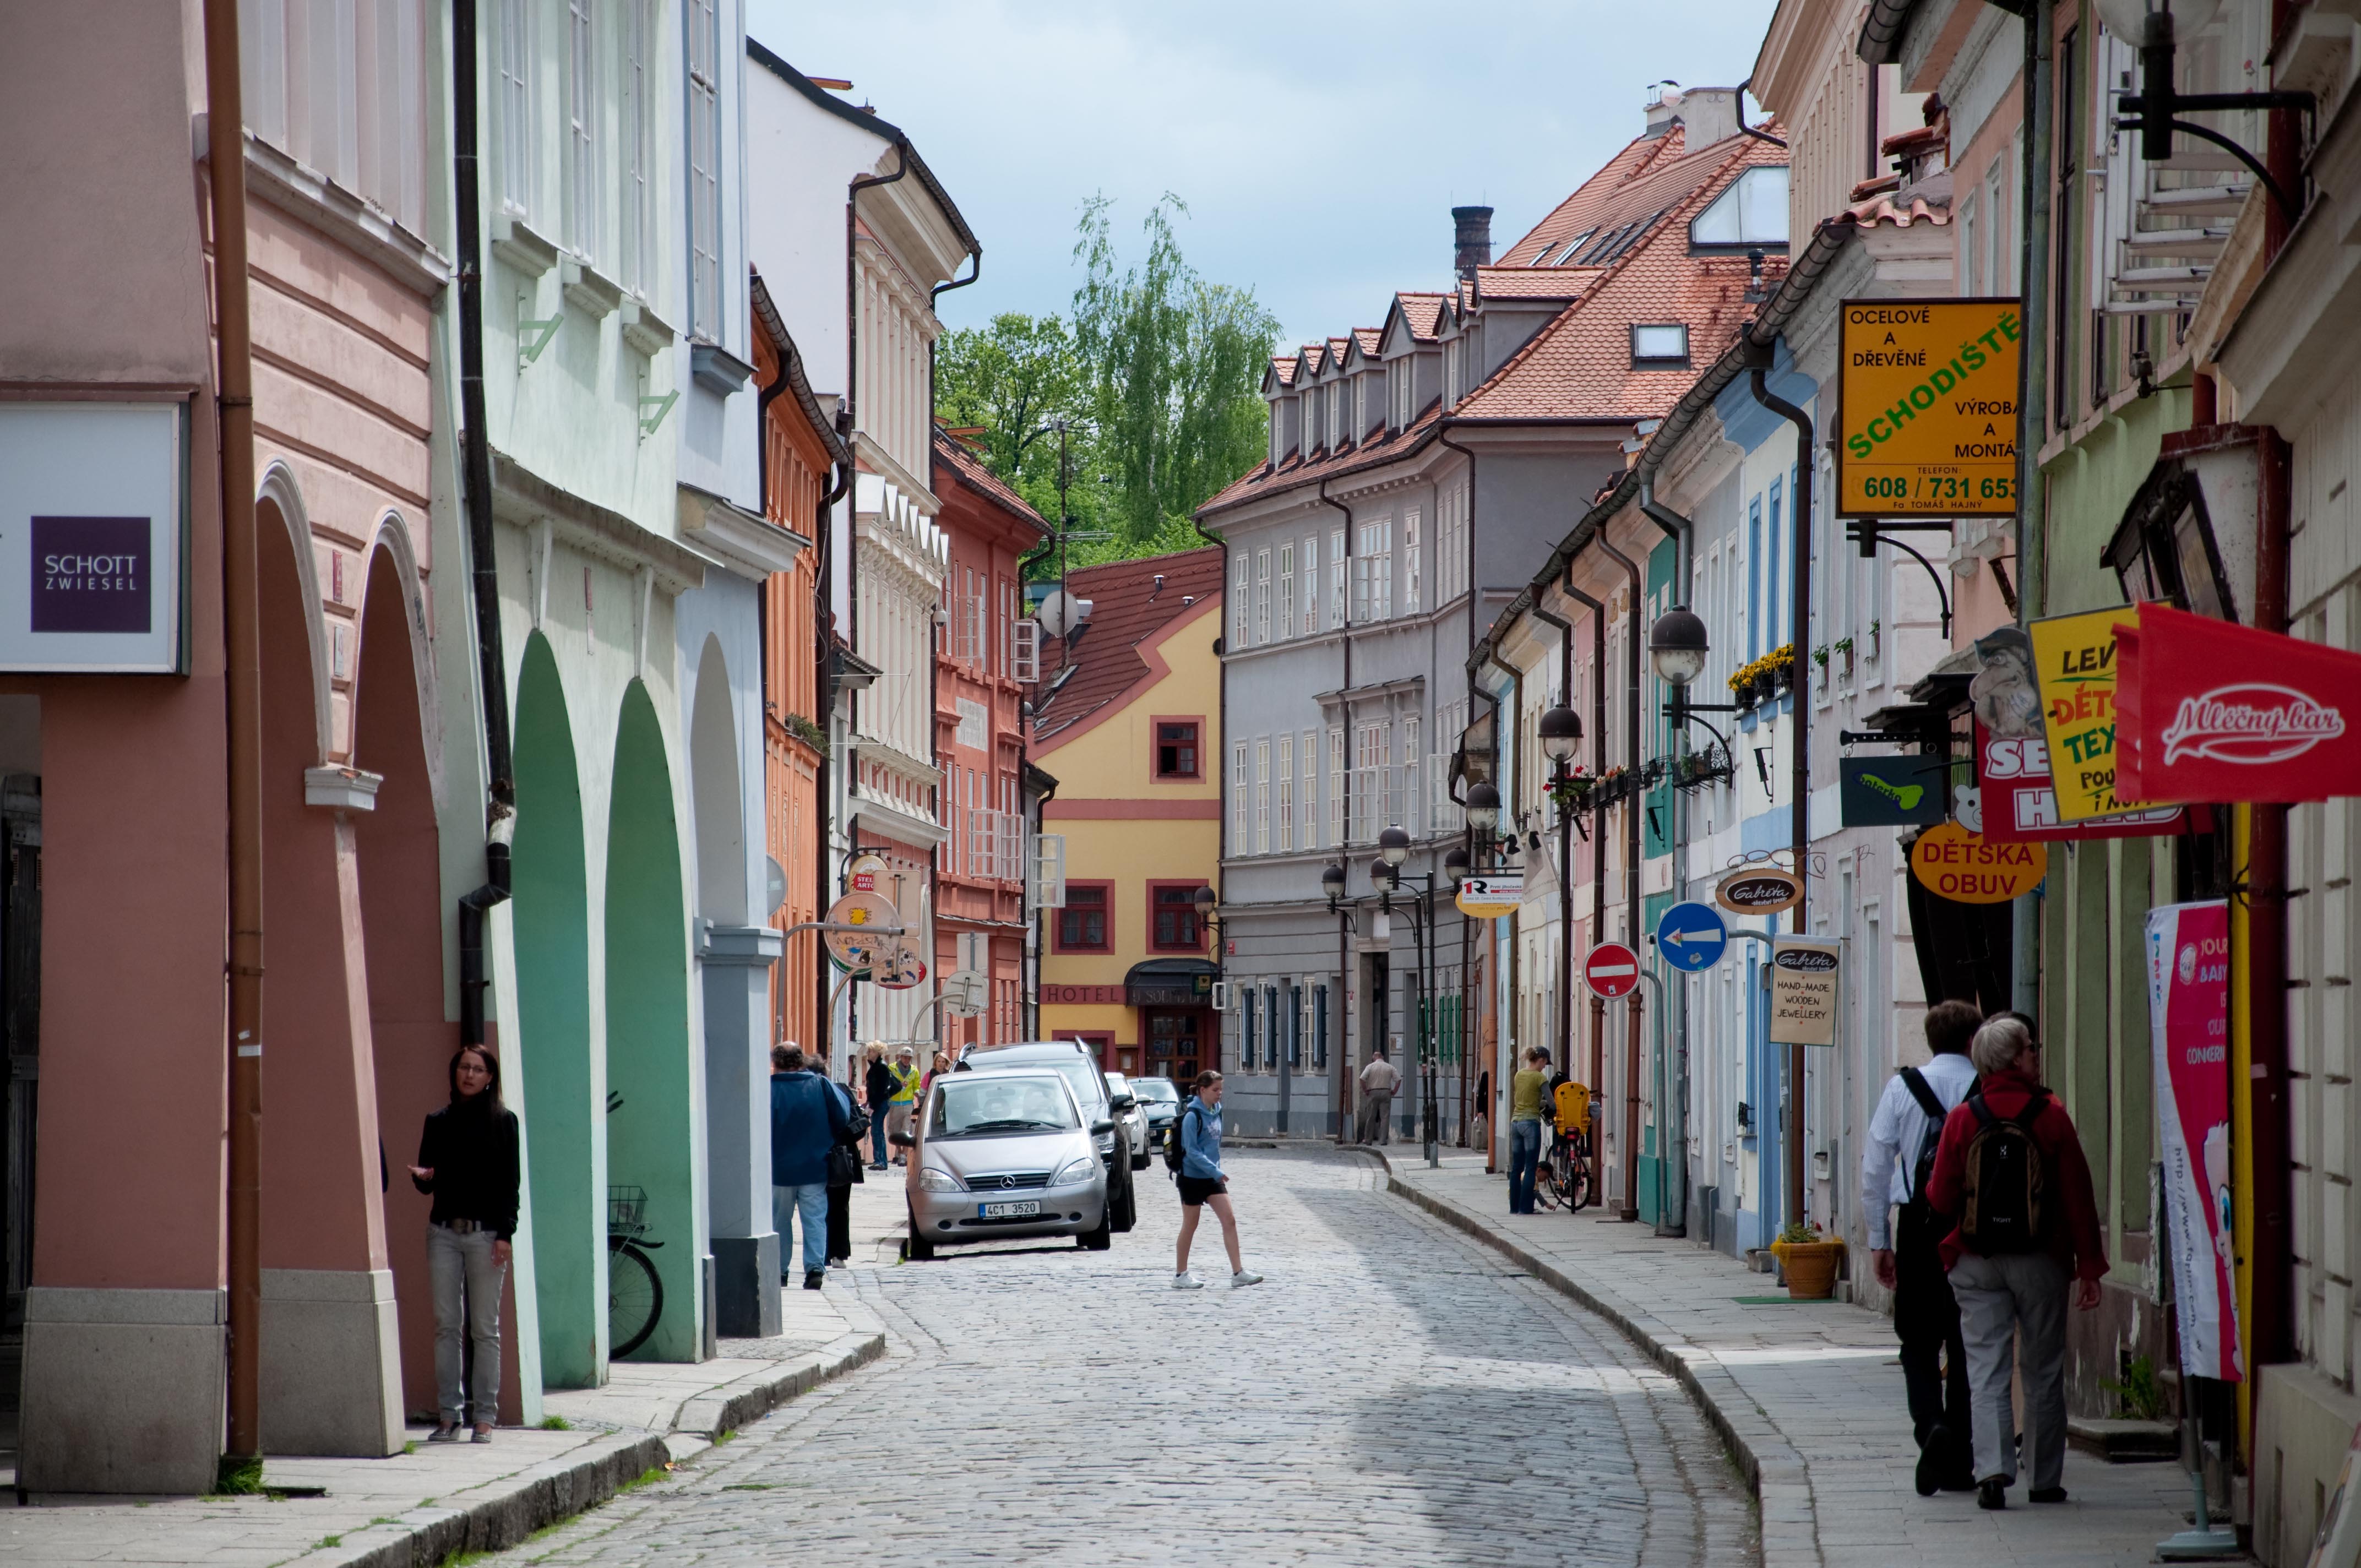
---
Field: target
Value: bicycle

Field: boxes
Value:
[608,1184,665,1359]
[1533,1123,1593,1213]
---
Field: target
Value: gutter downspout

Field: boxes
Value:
[1562,578,1609,1206]
[1531,602,1576,1129]
[1745,361,1815,1239]
[203,0,266,1468]
[453,0,517,1058]
[922,257,984,1049]
[1593,534,1647,1224]
[841,141,910,837]
[815,459,852,1054]
[1315,478,1354,1142]
[2010,0,2053,1023]
[1483,649,1524,1178]
[1640,480,1693,1237]
[1437,427,1479,1152]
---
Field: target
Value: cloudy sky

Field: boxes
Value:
[746,0,1779,349]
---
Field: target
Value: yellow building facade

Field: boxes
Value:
[1031,548,1225,1083]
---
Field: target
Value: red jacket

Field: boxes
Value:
[1924,1065,2108,1282]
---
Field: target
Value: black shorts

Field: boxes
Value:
[1177,1174,1226,1207]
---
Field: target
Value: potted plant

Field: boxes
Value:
[1868,618,1881,660]
[1768,644,1796,694]
[1546,764,1592,816]
[1771,1220,1844,1300]
[1834,635,1854,677]
[1810,644,1830,686]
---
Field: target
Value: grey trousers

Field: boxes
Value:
[1360,1091,1394,1144]
[428,1223,505,1427]
[1948,1251,2069,1488]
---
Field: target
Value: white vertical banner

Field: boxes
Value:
[2145,899,2241,1383]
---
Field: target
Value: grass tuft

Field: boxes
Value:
[210,1454,265,1496]
[537,1414,573,1431]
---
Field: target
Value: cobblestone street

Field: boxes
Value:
[480,1150,1755,1567]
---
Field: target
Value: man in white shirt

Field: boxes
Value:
[1862,998,1983,1497]
[1356,1048,1401,1145]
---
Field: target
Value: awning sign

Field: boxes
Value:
[1974,722,2189,841]
[1837,298,2021,517]
[1769,938,1841,1046]
[2118,600,2361,803]
[2029,605,2153,822]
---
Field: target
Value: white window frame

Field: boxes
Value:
[1275,732,1294,853]
[1300,728,1318,849]
[1232,742,1249,855]
[1302,535,1318,629]
[1402,508,1422,616]
[1328,529,1347,628]
[564,0,599,260]
[1231,552,1249,646]
[686,0,722,339]
[1327,726,1345,847]
[1253,738,1271,855]
[1254,548,1271,645]
[1401,715,1422,833]
[618,0,654,293]
[1276,542,1294,641]
[1326,382,1342,449]
[493,0,537,218]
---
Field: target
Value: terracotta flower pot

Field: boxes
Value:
[1774,1238,1843,1300]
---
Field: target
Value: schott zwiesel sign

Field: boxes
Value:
[0,404,184,673]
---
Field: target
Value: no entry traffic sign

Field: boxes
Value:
[1583,941,1642,999]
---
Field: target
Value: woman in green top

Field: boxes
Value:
[1507,1048,1551,1214]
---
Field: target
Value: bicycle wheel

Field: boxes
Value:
[608,1239,663,1359]
[1565,1139,1593,1212]
[1532,1152,1565,1210]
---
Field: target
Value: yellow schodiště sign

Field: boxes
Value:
[1837,298,2022,517]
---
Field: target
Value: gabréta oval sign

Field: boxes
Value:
[1715,868,1802,916]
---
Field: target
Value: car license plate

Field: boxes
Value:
[978,1200,1040,1219]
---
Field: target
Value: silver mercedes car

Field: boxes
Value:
[893,1069,1113,1258]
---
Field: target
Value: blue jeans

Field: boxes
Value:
[869,1113,888,1168]
[1508,1119,1543,1213]
[773,1183,828,1276]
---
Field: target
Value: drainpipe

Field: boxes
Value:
[203,0,266,1471]
[1437,428,1478,1148]
[928,251,982,444]
[922,255,983,1047]
[1483,649,1524,1174]
[2010,0,2054,1023]
[1315,479,1354,1140]
[841,143,911,824]
[1744,357,1814,1238]
[1593,534,1646,1223]
[1562,576,1608,1205]
[814,458,851,1051]
[1531,602,1575,1119]
[1640,479,1693,1237]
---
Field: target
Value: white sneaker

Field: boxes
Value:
[1171,1271,1204,1290]
[1231,1270,1264,1288]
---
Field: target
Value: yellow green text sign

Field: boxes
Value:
[2028,604,2150,823]
[1837,298,2021,516]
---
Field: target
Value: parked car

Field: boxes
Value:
[1103,1071,1152,1170]
[962,1040,1139,1232]
[1131,1074,1181,1151]
[893,1070,1111,1257]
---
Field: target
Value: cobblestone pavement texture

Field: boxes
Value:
[1381,1152,2200,1568]
[473,1148,1758,1567]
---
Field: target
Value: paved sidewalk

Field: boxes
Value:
[0,1258,884,1567]
[1369,1148,2208,1568]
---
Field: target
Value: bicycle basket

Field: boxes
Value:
[607,1184,649,1239]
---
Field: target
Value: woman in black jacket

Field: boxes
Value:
[407,1044,520,1443]
[863,1044,894,1171]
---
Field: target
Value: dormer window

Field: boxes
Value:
[1327,383,1342,449]
[1445,340,1462,406]
[1690,166,1789,251]
[1271,403,1285,467]
[1631,324,1690,368]
[1391,360,1412,430]
[1302,386,1320,456]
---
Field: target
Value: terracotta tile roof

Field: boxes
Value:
[1196,395,1447,519]
[1031,546,1225,745]
[933,429,1050,536]
[1847,186,1951,230]
[1353,327,1383,355]
[1269,355,1298,388]
[1497,123,1734,265]
[1471,265,1593,301]
[1299,342,1329,376]
[1396,293,1446,340]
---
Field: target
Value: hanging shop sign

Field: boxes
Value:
[821,889,898,973]
[1455,872,1524,920]
[2116,600,2361,804]
[1974,722,2190,841]
[1768,938,1842,1046]
[846,851,887,894]
[2028,605,2152,822]
[1838,754,1947,826]
[1836,298,2021,518]
[1908,820,2047,903]
[0,402,188,674]
[1714,867,1802,916]
[2144,899,2242,1384]
[868,933,928,991]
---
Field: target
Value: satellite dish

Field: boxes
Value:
[1035,590,1094,638]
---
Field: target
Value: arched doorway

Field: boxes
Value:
[605,680,699,1360]
[512,634,601,1386]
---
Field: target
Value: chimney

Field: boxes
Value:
[1677,86,1740,148]
[1452,206,1493,280]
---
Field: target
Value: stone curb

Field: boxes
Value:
[1360,1147,1825,1567]
[297,1330,886,1568]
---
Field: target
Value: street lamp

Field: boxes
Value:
[1378,825,1410,867]
[1465,782,1501,834]
[1538,704,1582,764]
[1320,861,1347,911]
[1192,884,1218,927]
[1443,845,1470,886]
[1647,606,1709,688]
[2098,0,2310,216]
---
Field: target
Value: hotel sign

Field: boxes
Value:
[1837,299,2021,517]
[0,404,186,672]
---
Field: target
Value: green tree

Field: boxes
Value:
[1070,194,1279,544]
[934,312,1086,498]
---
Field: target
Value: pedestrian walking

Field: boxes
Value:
[1862,998,1982,1495]
[1357,1047,1400,1145]
[863,1043,894,1170]
[812,1044,863,1266]
[771,1043,850,1291]
[1925,1014,2108,1510]
[1471,1067,1490,1155]
[923,1048,949,1097]
[1506,1048,1549,1213]
[407,1043,520,1444]
[1172,1070,1260,1291]
[886,1046,920,1165]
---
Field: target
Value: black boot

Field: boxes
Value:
[803,1270,825,1290]
[1977,1478,2007,1511]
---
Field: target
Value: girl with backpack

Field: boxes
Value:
[1169,1071,1262,1291]
[1925,1014,2108,1511]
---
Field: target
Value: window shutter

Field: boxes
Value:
[1029,833,1065,909]
[1011,619,1040,683]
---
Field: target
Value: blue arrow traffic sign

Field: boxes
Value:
[1655,900,1729,972]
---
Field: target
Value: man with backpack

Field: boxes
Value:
[1925,1014,2108,1511]
[1861,999,1982,1496]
